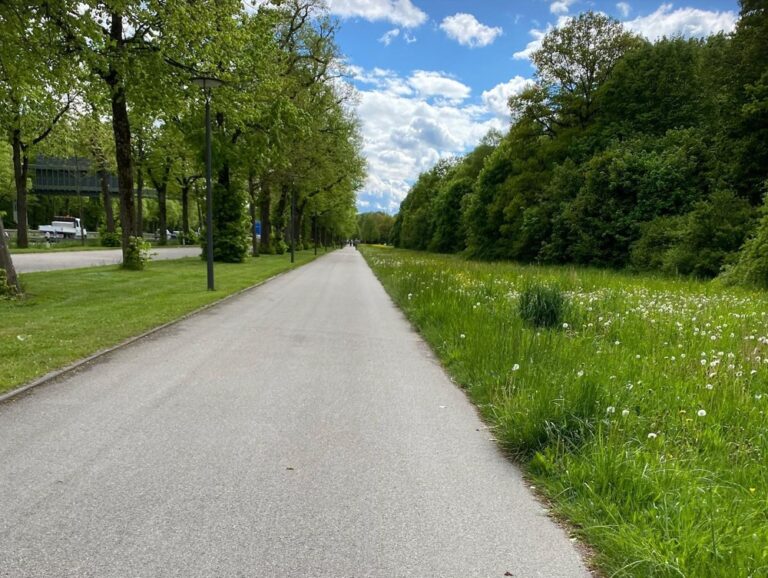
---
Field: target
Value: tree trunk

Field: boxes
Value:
[157,184,167,245]
[108,13,135,258]
[100,170,115,233]
[296,202,305,248]
[0,214,21,295]
[136,166,144,236]
[181,184,190,237]
[248,173,259,257]
[259,179,272,250]
[11,130,29,249]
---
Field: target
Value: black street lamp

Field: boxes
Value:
[291,185,296,264]
[191,75,223,291]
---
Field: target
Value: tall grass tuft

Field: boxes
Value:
[518,282,567,328]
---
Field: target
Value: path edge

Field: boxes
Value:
[0,256,322,405]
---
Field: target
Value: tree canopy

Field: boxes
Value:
[393,8,768,286]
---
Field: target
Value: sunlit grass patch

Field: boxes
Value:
[362,245,768,578]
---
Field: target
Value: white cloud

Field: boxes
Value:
[440,13,503,48]
[326,0,427,28]
[408,70,471,104]
[349,67,510,212]
[624,4,737,40]
[513,16,571,61]
[550,0,577,15]
[379,28,400,46]
[349,66,414,96]
[616,2,631,18]
[481,76,535,118]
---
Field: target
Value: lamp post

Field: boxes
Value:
[191,75,223,291]
[290,185,296,264]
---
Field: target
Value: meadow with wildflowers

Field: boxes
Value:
[362,246,768,578]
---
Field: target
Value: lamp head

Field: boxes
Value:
[191,76,224,90]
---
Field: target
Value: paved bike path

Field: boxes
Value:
[0,247,590,577]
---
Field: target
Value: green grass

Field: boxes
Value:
[1,251,321,394]
[361,246,768,578]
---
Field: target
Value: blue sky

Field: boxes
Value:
[323,0,740,213]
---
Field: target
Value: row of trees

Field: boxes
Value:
[392,2,768,286]
[0,0,364,282]
[356,211,394,244]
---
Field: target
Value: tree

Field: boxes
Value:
[723,182,768,287]
[429,139,496,253]
[357,212,394,244]
[597,38,707,139]
[398,159,454,250]
[43,0,245,267]
[511,12,640,133]
[0,1,73,247]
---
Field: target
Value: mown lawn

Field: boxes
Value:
[362,245,768,578]
[1,251,320,394]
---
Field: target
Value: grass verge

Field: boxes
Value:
[1,251,320,394]
[361,245,768,578]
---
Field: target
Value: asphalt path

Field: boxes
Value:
[0,247,590,577]
[12,246,200,273]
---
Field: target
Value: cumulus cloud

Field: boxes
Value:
[481,76,535,118]
[616,2,631,18]
[326,0,427,28]
[624,4,737,40]
[550,0,577,15]
[349,67,514,212]
[440,13,503,48]
[379,28,400,45]
[408,70,471,104]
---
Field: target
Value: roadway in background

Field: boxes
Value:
[12,246,200,273]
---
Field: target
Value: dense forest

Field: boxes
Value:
[391,1,768,287]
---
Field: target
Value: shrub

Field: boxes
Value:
[629,215,683,272]
[210,183,249,263]
[518,283,567,329]
[0,268,19,299]
[662,189,755,278]
[123,236,151,270]
[273,239,288,255]
[722,189,768,288]
[99,225,122,247]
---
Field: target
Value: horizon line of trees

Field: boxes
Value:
[391,2,768,288]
